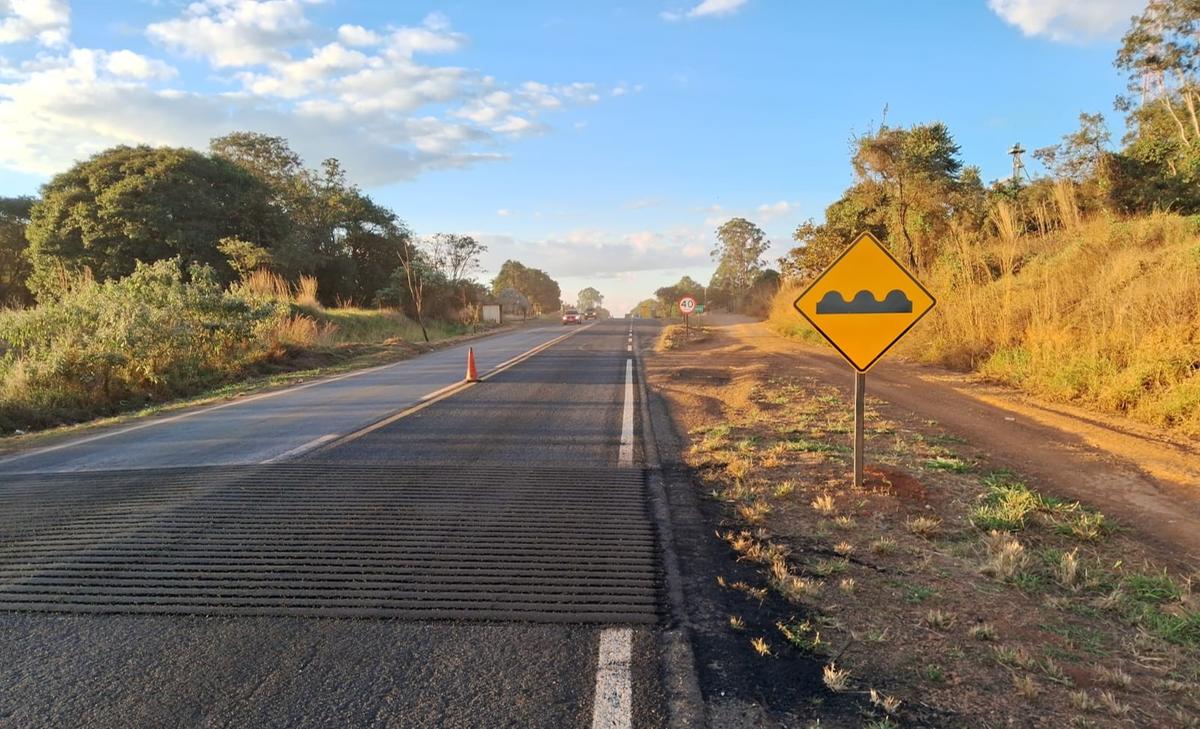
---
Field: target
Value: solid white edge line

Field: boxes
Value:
[618,359,634,467]
[591,627,633,729]
[260,433,339,464]
[0,324,578,468]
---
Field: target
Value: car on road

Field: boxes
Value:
[562,309,582,325]
[584,309,597,320]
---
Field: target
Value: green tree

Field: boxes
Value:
[491,259,561,313]
[496,286,531,319]
[653,275,704,313]
[429,233,487,315]
[1111,2,1200,213]
[577,286,603,310]
[25,145,284,300]
[0,196,35,306]
[850,122,963,272]
[710,217,769,311]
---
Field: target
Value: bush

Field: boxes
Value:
[0,259,291,430]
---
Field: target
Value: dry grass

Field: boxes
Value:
[771,213,1200,436]
[823,662,851,691]
[810,493,836,515]
[980,531,1028,580]
[906,515,942,539]
[650,336,1200,727]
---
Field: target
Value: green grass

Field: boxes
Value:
[784,438,851,454]
[970,473,1046,531]
[905,585,936,604]
[312,307,468,344]
[1125,572,1183,603]
[925,456,974,473]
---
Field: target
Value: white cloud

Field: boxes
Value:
[147,0,318,68]
[662,0,748,22]
[0,0,70,46]
[496,208,512,217]
[0,9,606,185]
[105,50,178,81]
[337,24,381,47]
[987,0,1143,42]
[755,200,795,222]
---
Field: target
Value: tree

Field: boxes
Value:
[497,286,531,319]
[25,145,285,300]
[0,196,35,306]
[577,287,603,310]
[710,217,769,311]
[491,259,561,313]
[1116,0,1200,151]
[654,275,704,313]
[429,233,487,315]
[217,237,274,279]
[850,122,963,272]
[395,232,432,342]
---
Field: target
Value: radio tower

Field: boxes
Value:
[1008,143,1026,187]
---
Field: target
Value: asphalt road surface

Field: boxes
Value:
[0,319,670,728]
[0,324,587,475]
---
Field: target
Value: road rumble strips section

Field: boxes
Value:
[0,464,659,623]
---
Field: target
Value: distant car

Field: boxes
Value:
[584,309,597,320]
[562,310,582,325]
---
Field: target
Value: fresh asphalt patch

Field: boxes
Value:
[0,464,659,623]
[0,319,674,728]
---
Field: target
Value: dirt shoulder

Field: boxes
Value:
[646,321,1200,728]
[741,321,1200,564]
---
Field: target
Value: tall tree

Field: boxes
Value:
[851,122,962,272]
[25,145,284,300]
[491,259,561,313]
[577,287,603,310]
[0,196,35,306]
[396,232,432,342]
[710,217,769,309]
[430,233,487,313]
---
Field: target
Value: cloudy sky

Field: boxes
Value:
[0,0,1143,312]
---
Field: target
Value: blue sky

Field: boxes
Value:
[0,0,1143,313]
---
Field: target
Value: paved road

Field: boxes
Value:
[0,319,668,728]
[0,324,587,475]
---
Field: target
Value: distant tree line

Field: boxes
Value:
[0,132,564,337]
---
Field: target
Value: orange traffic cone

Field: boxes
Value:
[466,347,479,382]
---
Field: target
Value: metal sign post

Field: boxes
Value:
[678,296,697,339]
[853,371,865,487]
[792,232,937,489]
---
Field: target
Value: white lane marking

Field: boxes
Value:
[618,359,634,467]
[0,326,568,468]
[626,344,632,352]
[591,627,633,729]
[260,433,339,464]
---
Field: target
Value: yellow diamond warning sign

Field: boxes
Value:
[793,232,935,372]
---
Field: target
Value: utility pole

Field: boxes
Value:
[1008,143,1026,188]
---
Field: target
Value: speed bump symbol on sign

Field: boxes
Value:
[792,232,935,372]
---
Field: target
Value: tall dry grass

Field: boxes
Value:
[770,213,1200,435]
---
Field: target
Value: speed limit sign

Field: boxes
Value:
[679,296,697,314]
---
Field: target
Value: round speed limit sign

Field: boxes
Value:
[679,296,697,314]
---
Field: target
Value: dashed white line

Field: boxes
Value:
[618,359,634,467]
[591,627,633,729]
